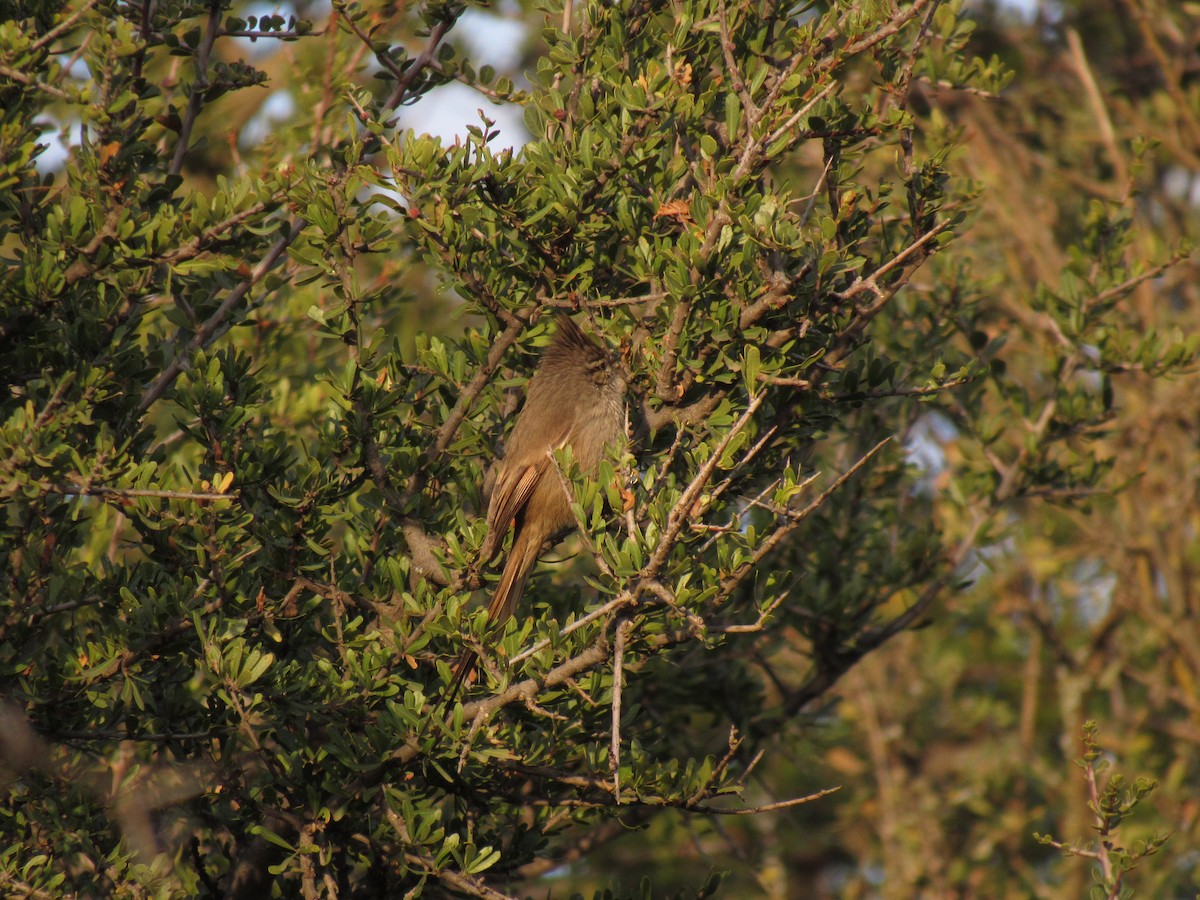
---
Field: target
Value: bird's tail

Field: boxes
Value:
[441,531,539,709]
[442,647,478,711]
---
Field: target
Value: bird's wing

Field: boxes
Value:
[482,424,574,558]
[487,460,544,536]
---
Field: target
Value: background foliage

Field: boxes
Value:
[1,0,1196,896]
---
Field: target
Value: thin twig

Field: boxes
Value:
[170,0,223,178]
[834,216,956,302]
[428,316,525,458]
[645,393,766,578]
[761,80,841,156]
[383,18,455,116]
[714,438,892,608]
[0,65,72,100]
[610,618,632,801]
[509,593,630,665]
[711,591,789,633]
[547,449,615,580]
[1083,751,1116,885]
[47,484,236,502]
[688,785,841,815]
[138,217,305,414]
[30,0,101,52]
[642,580,705,635]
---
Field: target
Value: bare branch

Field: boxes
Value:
[610,618,632,801]
[45,483,237,502]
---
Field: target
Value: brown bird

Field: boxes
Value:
[446,316,627,702]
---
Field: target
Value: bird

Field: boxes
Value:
[444,316,627,704]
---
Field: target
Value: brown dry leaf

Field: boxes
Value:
[654,199,692,222]
[99,142,120,166]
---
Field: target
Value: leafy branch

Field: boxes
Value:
[1035,722,1172,900]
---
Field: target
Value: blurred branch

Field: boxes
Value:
[512,815,653,879]
[0,704,208,876]
[1065,28,1129,191]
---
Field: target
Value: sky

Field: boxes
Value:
[396,5,531,152]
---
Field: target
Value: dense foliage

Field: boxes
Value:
[1,0,1195,896]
